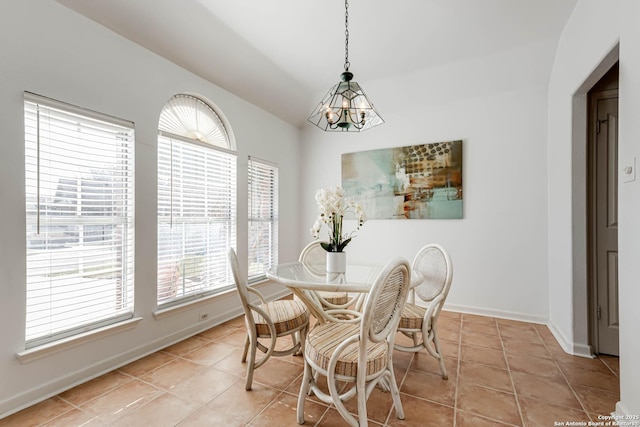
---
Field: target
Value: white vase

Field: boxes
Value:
[326,251,347,274]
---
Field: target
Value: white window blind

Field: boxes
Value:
[24,92,135,348]
[248,157,278,283]
[158,94,229,149]
[157,134,237,305]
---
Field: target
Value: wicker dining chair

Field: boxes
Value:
[297,257,411,426]
[299,241,349,307]
[228,248,310,390]
[395,243,453,379]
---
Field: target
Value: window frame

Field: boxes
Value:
[156,95,237,308]
[23,92,135,349]
[248,156,279,283]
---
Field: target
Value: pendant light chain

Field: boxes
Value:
[344,0,350,71]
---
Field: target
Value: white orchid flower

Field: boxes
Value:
[310,186,366,252]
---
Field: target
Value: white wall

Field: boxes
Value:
[546,0,620,358]
[0,0,300,417]
[300,42,553,322]
[547,0,639,416]
[618,0,640,415]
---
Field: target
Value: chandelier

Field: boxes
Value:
[308,0,383,132]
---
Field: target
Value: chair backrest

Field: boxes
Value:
[361,258,411,344]
[412,243,453,317]
[228,248,255,323]
[299,241,327,276]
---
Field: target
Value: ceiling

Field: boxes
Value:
[56,0,577,128]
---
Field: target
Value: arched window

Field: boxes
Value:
[158,94,230,149]
[157,94,236,306]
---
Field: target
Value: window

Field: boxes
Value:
[157,94,236,306]
[24,92,135,348]
[248,157,278,282]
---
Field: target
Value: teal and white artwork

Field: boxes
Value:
[341,140,463,219]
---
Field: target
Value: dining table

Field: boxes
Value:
[266,261,422,324]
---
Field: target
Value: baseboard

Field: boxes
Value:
[571,342,594,359]
[547,317,594,358]
[442,304,597,358]
[546,320,573,353]
[0,304,243,419]
[442,303,548,324]
[1,282,289,419]
[613,402,640,427]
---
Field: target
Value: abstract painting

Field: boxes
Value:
[341,140,463,219]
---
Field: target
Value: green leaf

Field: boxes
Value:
[337,238,351,252]
[320,242,332,252]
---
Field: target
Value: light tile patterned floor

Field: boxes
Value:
[0,311,620,426]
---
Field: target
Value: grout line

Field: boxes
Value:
[245,389,290,426]
[384,350,415,426]
[497,318,526,427]
[550,360,595,419]
[598,355,620,378]
[456,407,521,427]
[46,372,139,423]
[535,325,596,421]
[397,390,457,410]
[313,405,333,427]
[35,396,90,427]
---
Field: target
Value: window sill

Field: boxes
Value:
[16,316,143,364]
[153,287,237,320]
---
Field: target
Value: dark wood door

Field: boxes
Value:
[590,89,619,356]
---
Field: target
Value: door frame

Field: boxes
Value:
[568,44,618,358]
[587,88,618,354]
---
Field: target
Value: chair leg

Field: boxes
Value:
[412,331,420,347]
[356,396,368,427]
[297,360,313,424]
[356,375,369,427]
[293,331,299,354]
[241,334,250,363]
[330,376,358,426]
[245,338,258,390]
[310,370,319,395]
[299,324,307,354]
[387,369,405,420]
[293,330,303,356]
[431,330,448,380]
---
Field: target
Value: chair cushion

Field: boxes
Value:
[398,303,426,330]
[317,291,349,306]
[305,322,387,377]
[254,300,309,336]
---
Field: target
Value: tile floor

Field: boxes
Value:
[0,311,620,426]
